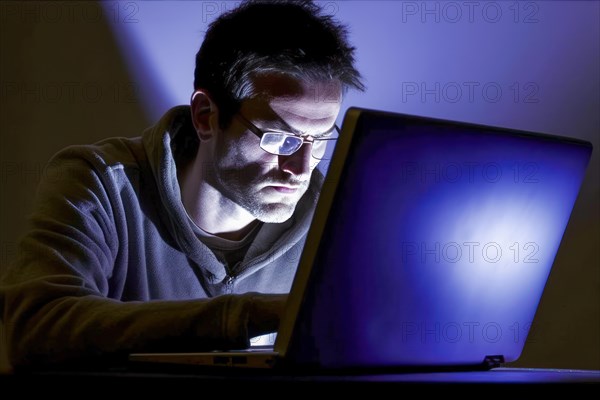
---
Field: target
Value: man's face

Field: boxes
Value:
[210,76,342,223]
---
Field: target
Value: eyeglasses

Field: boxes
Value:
[235,113,339,160]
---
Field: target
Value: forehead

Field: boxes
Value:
[241,74,342,131]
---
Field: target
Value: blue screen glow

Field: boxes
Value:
[287,111,591,368]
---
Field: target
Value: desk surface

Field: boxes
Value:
[3,367,599,389]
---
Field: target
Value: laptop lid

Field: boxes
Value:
[275,107,592,369]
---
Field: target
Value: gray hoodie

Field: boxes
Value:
[0,106,322,367]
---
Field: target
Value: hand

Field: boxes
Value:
[246,293,288,338]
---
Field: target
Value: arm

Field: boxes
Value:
[0,149,284,367]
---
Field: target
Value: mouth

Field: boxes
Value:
[267,185,300,194]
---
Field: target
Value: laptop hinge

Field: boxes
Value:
[483,355,505,369]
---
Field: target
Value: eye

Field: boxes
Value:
[261,133,286,147]
[283,136,298,146]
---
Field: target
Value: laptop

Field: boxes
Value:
[130,107,593,371]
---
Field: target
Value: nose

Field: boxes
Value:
[279,142,314,180]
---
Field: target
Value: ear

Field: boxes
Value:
[190,90,219,141]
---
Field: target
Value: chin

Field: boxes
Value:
[253,202,296,223]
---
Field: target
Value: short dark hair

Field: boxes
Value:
[193,0,365,128]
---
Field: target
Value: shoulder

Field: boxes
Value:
[34,136,150,207]
[47,136,145,175]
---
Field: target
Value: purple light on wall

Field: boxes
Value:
[102,1,598,143]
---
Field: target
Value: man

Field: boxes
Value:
[0,0,364,367]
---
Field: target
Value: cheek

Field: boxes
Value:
[218,132,250,162]
[218,134,276,170]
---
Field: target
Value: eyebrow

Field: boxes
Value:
[266,119,337,138]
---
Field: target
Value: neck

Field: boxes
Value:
[178,155,257,241]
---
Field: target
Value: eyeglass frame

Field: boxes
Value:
[234,113,340,159]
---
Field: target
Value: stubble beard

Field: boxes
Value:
[212,163,309,224]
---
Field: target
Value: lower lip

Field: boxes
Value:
[269,186,298,194]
